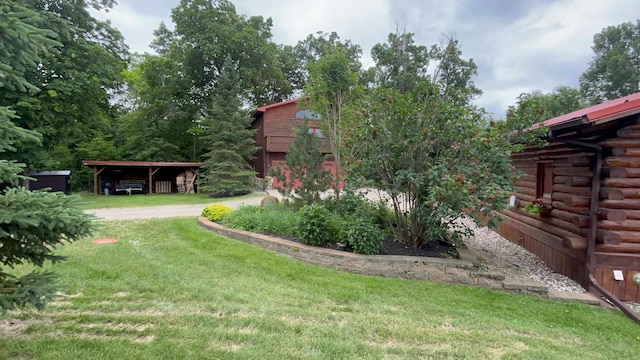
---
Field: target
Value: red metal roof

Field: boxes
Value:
[252,97,308,118]
[255,98,299,113]
[82,160,204,167]
[540,91,640,130]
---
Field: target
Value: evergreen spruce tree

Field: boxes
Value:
[270,121,332,204]
[199,57,258,197]
[0,1,94,313]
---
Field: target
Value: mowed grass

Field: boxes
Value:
[75,192,264,210]
[1,218,639,359]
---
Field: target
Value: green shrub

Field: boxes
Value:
[297,203,331,246]
[328,212,347,242]
[201,204,234,221]
[223,205,298,237]
[339,217,384,255]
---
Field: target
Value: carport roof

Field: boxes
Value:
[82,160,205,167]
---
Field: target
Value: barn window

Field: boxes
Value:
[295,109,321,119]
[308,127,323,138]
[536,162,553,199]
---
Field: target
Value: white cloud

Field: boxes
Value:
[90,2,172,54]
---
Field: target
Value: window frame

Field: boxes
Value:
[536,162,553,199]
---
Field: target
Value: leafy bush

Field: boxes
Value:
[339,217,384,255]
[297,203,331,246]
[328,212,347,242]
[223,205,298,237]
[331,190,390,232]
[201,204,234,221]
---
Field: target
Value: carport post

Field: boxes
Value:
[93,166,106,195]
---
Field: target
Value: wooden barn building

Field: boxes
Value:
[250,98,334,188]
[498,92,640,309]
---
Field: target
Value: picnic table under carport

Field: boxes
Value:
[82,160,205,195]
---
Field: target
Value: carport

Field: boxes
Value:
[82,160,205,195]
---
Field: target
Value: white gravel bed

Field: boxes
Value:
[454,217,587,293]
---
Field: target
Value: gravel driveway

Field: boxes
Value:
[86,191,277,221]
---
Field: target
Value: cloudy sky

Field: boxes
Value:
[92,0,639,117]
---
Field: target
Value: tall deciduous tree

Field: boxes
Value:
[430,36,482,104]
[580,20,640,103]
[305,46,360,202]
[287,31,362,92]
[0,0,128,190]
[370,30,430,93]
[122,0,294,164]
[0,1,93,313]
[199,57,258,197]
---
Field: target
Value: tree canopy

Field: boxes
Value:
[580,20,640,104]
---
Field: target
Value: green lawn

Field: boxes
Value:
[1,218,639,359]
[75,192,264,210]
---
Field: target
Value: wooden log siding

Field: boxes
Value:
[600,187,640,200]
[609,167,640,178]
[554,176,592,187]
[501,120,640,303]
[612,147,640,156]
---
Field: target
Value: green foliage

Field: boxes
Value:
[0,0,94,313]
[201,204,234,222]
[580,20,640,104]
[515,86,587,121]
[338,217,384,255]
[347,70,531,247]
[0,188,94,313]
[0,0,127,176]
[370,30,430,93]
[223,205,298,237]
[270,121,331,204]
[305,45,360,201]
[286,31,362,91]
[199,56,258,197]
[297,203,331,246]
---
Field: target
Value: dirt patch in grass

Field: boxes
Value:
[0,319,35,336]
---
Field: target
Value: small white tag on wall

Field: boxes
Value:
[509,195,516,207]
[613,270,624,281]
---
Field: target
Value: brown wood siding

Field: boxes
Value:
[266,136,295,152]
[263,102,299,138]
[252,117,266,178]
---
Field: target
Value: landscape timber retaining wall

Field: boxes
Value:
[198,217,549,297]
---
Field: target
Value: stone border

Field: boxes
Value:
[197,217,549,297]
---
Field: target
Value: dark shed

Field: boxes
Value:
[29,170,71,194]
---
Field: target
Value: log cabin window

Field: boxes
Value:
[536,162,553,199]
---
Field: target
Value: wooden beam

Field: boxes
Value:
[148,167,153,194]
[93,166,98,195]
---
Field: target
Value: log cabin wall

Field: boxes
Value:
[499,117,640,302]
[596,120,640,302]
[498,142,593,289]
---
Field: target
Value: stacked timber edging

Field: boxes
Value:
[498,117,640,303]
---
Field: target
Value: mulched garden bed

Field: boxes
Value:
[262,233,460,258]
